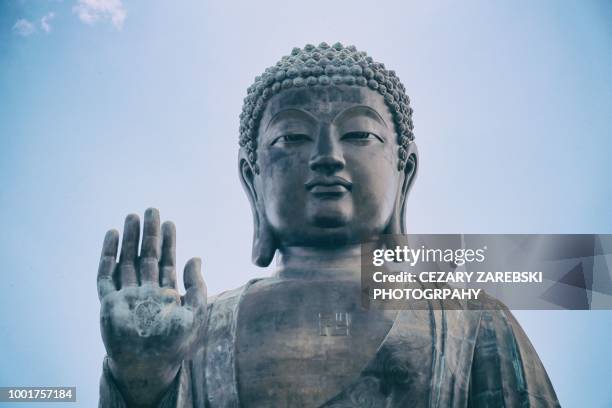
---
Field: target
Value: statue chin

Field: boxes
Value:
[306,204,351,229]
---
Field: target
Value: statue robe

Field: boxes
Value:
[99,279,560,407]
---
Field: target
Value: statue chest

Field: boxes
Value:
[233,279,396,407]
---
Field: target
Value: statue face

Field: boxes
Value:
[251,85,408,247]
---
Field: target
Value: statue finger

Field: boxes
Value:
[183,258,207,310]
[160,221,177,288]
[118,213,140,287]
[141,208,161,260]
[139,208,161,285]
[97,229,119,300]
[139,258,159,286]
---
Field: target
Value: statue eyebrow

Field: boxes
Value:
[332,105,388,128]
[265,108,317,132]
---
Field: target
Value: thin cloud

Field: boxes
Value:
[40,12,56,34]
[73,0,127,29]
[13,19,36,37]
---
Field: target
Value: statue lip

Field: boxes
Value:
[305,176,352,196]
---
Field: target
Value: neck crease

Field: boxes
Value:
[274,244,362,280]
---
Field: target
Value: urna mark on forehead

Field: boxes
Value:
[238,42,415,173]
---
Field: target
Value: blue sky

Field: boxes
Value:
[1,1,611,407]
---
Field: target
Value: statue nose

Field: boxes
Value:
[309,154,345,173]
[309,131,345,174]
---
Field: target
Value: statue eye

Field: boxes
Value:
[341,131,383,144]
[271,134,311,146]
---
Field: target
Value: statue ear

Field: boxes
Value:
[385,143,418,235]
[239,154,277,267]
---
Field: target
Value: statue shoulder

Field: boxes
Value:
[469,293,560,407]
[207,287,243,309]
[207,277,273,309]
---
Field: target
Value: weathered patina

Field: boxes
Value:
[97,43,559,407]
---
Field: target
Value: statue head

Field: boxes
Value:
[239,43,418,267]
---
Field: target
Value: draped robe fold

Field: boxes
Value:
[99,280,560,407]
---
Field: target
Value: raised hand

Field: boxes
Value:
[97,208,207,406]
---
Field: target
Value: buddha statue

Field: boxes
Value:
[96,43,560,407]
